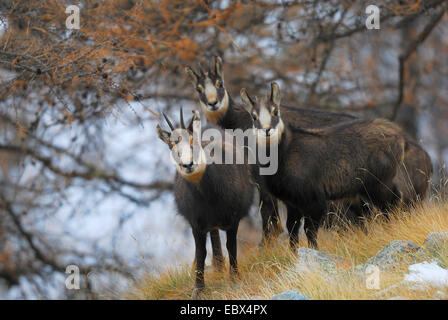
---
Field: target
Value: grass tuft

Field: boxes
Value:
[127,200,448,300]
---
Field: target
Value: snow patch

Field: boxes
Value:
[404,261,448,288]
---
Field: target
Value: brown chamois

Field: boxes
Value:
[185,58,283,243]
[393,132,432,204]
[186,56,431,223]
[156,109,254,296]
[240,82,405,248]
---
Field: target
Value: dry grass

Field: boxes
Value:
[126,199,448,300]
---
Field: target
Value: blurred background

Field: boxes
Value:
[0,0,447,299]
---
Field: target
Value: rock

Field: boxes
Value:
[270,290,310,300]
[388,296,408,300]
[365,240,424,271]
[295,247,352,274]
[247,295,265,300]
[351,264,372,282]
[423,232,448,256]
[353,264,365,275]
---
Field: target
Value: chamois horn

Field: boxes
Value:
[180,107,186,129]
[162,112,175,131]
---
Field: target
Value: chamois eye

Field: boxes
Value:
[251,113,258,120]
[197,85,204,93]
[215,80,221,88]
[272,108,278,116]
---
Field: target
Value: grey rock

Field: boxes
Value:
[365,240,424,271]
[295,247,350,274]
[388,296,408,300]
[423,232,448,255]
[435,291,447,299]
[270,290,310,300]
[352,264,367,278]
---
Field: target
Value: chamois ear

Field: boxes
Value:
[212,56,224,79]
[270,82,281,107]
[240,88,254,114]
[156,124,172,146]
[185,66,199,86]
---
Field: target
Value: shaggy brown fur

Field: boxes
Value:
[157,111,255,294]
[242,83,405,248]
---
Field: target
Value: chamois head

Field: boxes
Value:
[157,109,206,183]
[185,56,229,123]
[240,82,285,145]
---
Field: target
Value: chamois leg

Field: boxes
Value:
[348,200,370,233]
[226,226,239,281]
[210,229,224,272]
[304,216,320,249]
[338,196,371,231]
[259,191,282,245]
[367,181,402,219]
[192,228,207,296]
[286,205,301,251]
[304,202,326,249]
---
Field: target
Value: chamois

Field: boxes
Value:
[186,56,431,223]
[240,83,405,248]
[156,109,254,296]
[185,58,282,243]
[393,132,432,204]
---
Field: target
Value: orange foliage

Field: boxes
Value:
[171,37,201,60]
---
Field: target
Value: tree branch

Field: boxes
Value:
[391,5,446,120]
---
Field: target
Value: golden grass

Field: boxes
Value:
[126,200,448,300]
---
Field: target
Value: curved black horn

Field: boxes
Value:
[180,107,186,129]
[162,112,175,131]
[208,59,212,75]
[197,62,205,76]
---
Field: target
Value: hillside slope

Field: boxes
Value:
[126,199,448,300]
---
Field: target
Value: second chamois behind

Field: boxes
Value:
[240,82,405,248]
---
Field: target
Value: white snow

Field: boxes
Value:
[404,261,448,288]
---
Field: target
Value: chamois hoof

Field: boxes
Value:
[229,272,240,283]
[191,287,204,300]
[213,264,225,273]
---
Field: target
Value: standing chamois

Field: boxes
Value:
[156,109,254,296]
[186,56,431,226]
[240,82,406,248]
[185,58,283,243]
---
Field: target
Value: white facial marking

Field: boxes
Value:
[200,89,229,121]
[204,78,217,104]
[258,100,271,129]
[171,138,207,179]
[178,143,192,165]
[255,117,284,147]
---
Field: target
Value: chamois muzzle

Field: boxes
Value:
[208,100,218,110]
[181,161,194,173]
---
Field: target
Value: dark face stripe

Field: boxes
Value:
[251,98,281,131]
[196,74,225,106]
